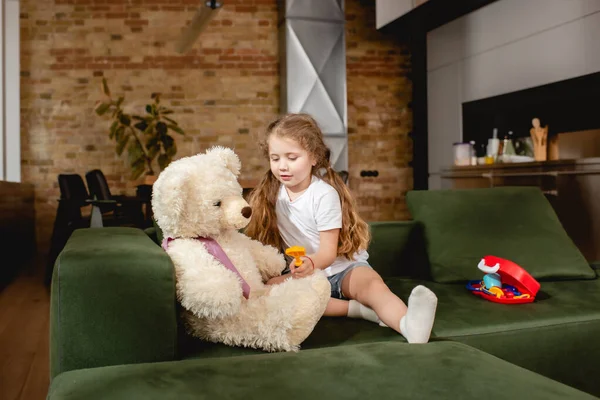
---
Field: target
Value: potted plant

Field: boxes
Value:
[94,78,185,183]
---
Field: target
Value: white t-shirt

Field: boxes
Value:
[276,176,369,277]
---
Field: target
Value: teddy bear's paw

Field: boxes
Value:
[308,271,332,300]
[279,279,330,347]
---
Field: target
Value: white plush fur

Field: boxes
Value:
[152,146,330,352]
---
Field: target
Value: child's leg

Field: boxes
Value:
[325,271,382,323]
[341,266,437,344]
[324,297,382,323]
[324,298,349,316]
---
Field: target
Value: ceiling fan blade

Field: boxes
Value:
[175,1,223,54]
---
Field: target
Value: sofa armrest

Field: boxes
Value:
[368,221,431,279]
[50,227,178,379]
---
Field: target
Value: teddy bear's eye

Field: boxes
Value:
[213,201,221,207]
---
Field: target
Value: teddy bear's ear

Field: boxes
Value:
[206,146,241,177]
[151,167,188,233]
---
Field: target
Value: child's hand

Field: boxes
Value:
[290,257,315,279]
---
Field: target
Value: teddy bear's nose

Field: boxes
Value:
[241,206,252,218]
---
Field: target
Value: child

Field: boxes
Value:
[245,113,437,344]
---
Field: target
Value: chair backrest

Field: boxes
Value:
[85,169,112,201]
[325,148,349,184]
[58,174,89,207]
[337,170,349,184]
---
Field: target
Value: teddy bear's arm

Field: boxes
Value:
[167,239,243,319]
[236,232,286,281]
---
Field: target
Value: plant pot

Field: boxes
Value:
[144,175,158,185]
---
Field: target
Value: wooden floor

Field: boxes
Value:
[0,263,50,400]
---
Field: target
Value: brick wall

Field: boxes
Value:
[20,0,412,253]
[346,0,413,221]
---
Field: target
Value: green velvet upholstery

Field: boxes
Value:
[406,187,595,283]
[153,218,164,244]
[48,341,597,400]
[176,275,600,396]
[384,277,600,396]
[50,227,178,379]
[180,316,403,360]
[48,187,600,399]
[149,220,428,278]
[367,221,430,279]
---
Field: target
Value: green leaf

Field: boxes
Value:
[109,120,118,139]
[134,121,148,132]
[116,133,130,156]
[130,158,146,180]
[167,141,177,157]
[146,136,160,160]
[156,121,167,136]
[116,96,124,107]
[162,135,177,157]
[164,116,178,125]
[115,125,125,142]
[147,143,160,160]
[94,102,110,116]
[158,154,171,171]
[143,122,155,135]
[127,141,144,165]
[167,124,184,135]
[162,134,174,148]
[119,114,131,126]
[145,104,152,114]
[146,135,159,148]
[101,78,111,97]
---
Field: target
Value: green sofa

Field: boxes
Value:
[48,187,600,399]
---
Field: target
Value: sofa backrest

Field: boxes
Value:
[366,221,430,279]
[150,219,429,279]
[406,186,596,283]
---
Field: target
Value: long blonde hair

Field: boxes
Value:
[245,113,370,259]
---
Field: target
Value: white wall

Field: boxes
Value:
[376,0,432,29]
[427,0,600,189]
[376,0,412,29]
[1,0,20,182]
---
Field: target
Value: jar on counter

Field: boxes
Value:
[453,142,472,166]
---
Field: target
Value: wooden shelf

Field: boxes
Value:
[440,158,600,179]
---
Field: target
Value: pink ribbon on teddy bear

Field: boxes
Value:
[162,236,251,299]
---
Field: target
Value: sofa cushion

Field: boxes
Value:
[48,341,596,400]
[406,187,595,283]
[384,276,600,396]
[181,315,403,360]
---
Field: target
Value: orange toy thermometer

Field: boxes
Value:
[285,246,306,267]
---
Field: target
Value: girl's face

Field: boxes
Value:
[268,134,315,193]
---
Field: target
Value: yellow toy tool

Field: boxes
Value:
[285,246,306,267]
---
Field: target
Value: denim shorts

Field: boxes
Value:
[328,262,372,300]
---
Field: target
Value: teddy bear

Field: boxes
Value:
[151,146,331,352]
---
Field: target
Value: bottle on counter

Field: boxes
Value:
[469,140,477,165]
[487,128,500,162]
[501,131,516,160]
